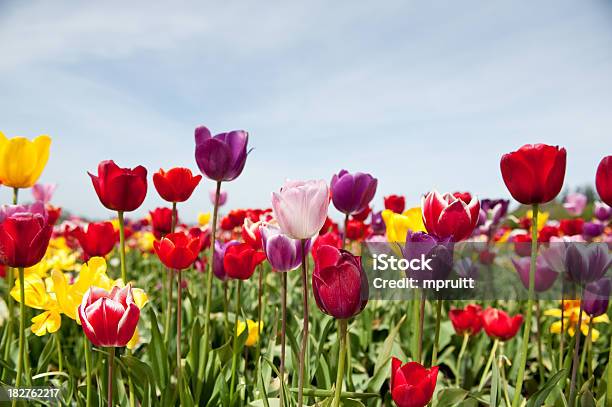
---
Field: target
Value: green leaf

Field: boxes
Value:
[436,388,468,407]
[367,315,406,392]
[526,369,567,407]
[146,307,170,390]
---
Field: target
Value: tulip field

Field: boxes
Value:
[0,131,611,407]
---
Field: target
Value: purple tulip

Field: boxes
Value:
[370,210,385,235]
[582,278,611,317]
[540,236,570,274]
[209,189,228,207]
[455,257,479,280]
[512,256,558,292]
[194,126,249,182]
[329,170,377,215]
[401,231,453,281]
[563,192,587,216]
[31,183,56,204]
[260,223,309,272]
[593,201,611,222]
[583,221,605,239]
[213,239,240,281]
[565,242,612,285]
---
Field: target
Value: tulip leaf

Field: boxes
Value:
[367,314,406,392]
[35,333,57,374]
[525,369,566,407]
[146,307,170,389]
[437,388,469,407]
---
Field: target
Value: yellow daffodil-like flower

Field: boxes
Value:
[31,309,61,336]
[236,319,264,347]
[545,300,609,341]
[11,275,55,310]
[198,212,211,226]
[0,132,51,188]
[525,209,549,232]
[382,207,426,242]
[134,231,156,253]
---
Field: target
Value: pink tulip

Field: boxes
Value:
[563,192,587,216]
[31,183,57,203]
[271,179,330,240]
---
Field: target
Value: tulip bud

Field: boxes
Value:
[449,304,483,336]
[312,245,368,319]
[582,278,611,317]
[390,358,438,407]
[88,160,147,212]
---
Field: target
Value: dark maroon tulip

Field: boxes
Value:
[312,245,368,319]
[402,231,453,282]
[0,210,52,268]
[150,207,174,238]
[596,156,612,207]
[583,278,611,317]
[88,160,148,212]
[500,144,566,205]
[194,126,249,182]
[512,256,558,292]
[330,170,377,215]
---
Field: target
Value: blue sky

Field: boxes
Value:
[1,1,611,221]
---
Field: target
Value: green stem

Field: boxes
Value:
[332,319,348,407]
[579,318,593,381]
[511,203,538,407]
[3,188,18,380]
[177,268,183,405]
[478,339,499,391]
[417,289,425,363]
[12,267,25,407]
[500,344,512,407]
[223,280,230,342]
[107,347,115,407]
[203,181,222,369]
[163,269,173,344]
[230,280,242,401]
[84,335,92,407]
[256,264,263,364]
[432,300,442,366]
[535,300,545,383]
[55,332,63,372]
[456,333,469,387]
[569,301,584,404]
[290,388,379,399]
[117,211,127,283]
[297,239,310,407]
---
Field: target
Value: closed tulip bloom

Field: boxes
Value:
[194,126,249,182]
[384,195,405,214]
[88,160,147,212]
[482,308,523,341]
[330,170,377,215]
[223,243,266,280]
[582,278,611,317]
[153,167,201,203]
[390,358,438,407]
[0,132,51,188]
[402,231,453,281]
[449,304,483,336]
[312,245,368,319]
[382,207,426,242]
[583,222,605,239]
[242,218,262,250]
[593,201,611,222]
[500,144,566,205]
[565,243,612,285]
[260,223,309,272]
[150,207,174,238]
[78,285,140,347]
[596,156,612,206]
[512,256,558,292]
[31,183,56,203]
[422,190,480,242]
[0,208,52,268]
[154,232,201,270]
[210,189,228,206]
[213,240,240,280]
[370,210,386,235]
[72,221,118,258]
[272,179,330,240]
[563,193,587,216]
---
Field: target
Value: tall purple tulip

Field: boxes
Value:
[583,278,611,317]
[565,243,612,285]
[512,256,558,292]
[213,240,240,281]
[194,126,249,182]
[330,170,377,215]
[260,224,309,272]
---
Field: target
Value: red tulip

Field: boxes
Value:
[559,218,584,237]
[596,156,612,206]
[46,205,62,225]
[513,233,532,257]
[312,232,342,262]
[312,245,368,319]
[220,216,235,231]
[319,216,339,235]
[88,160,147,212]
[449,304,483,336]
[482,308,523,341]
[345,219,368,241]
[0,211,52,268]
[241,218,262,250]
[390,358,438,407]
[153,167,202,203]
[422,190,480,241]
[153,231,201,270]
[538,225,560,243]
[500,144,566,205]
[72,221,118,258]
[78,285,140,347]
[384,195,405,214]
[150,207,174,238]
[223,243,266,280]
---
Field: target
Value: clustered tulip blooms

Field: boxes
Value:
[72,221,118,259]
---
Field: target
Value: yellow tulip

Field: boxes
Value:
[545,301,609,342]
[198,212,211,226]
[135,231,156,253]
[525,209,549,232]
[236,319,264,347]
[382,207,426,242]
[31,310,61,336]
[0,132,51,188]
